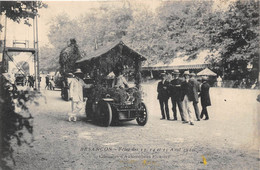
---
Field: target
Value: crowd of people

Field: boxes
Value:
[45,75,55,90]
[157,70,211,126]
[216,75,258,89]
[27,75,35,88]
[234,78,258,89]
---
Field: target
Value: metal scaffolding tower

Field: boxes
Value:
[1,7,40,90]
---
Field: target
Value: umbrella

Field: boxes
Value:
[197,68,217,76]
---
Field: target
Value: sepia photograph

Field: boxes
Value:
[0,0,259,169]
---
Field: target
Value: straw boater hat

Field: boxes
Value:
[202,76,208,81]
[183,70,190,75]
[190,72,196,77]
[67,72,73,77]
[74,68,83,74]
[172,69,180,75]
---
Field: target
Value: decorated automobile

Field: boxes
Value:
[76,40,148,127]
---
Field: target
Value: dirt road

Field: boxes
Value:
[7,82,259,169]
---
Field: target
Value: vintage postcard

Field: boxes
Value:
[0,0,259,169]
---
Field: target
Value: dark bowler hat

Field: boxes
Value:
[172,69,180,75]
[74,68,83,74]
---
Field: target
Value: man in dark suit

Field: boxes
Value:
[181,71,195,125]
[169,70,184,121]
[157,73,170,120]
[45,75,50,89]
[200,77,211,120]
[190,73,201,121]
[28,75,34,88]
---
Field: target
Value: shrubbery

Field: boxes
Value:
[0,74,42,168]
[87,85,142,107]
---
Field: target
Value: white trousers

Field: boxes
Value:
[71,99,85,114]
[182,95,194,122]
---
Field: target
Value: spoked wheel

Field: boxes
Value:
[97,100,112,127]
[136,102,148,126]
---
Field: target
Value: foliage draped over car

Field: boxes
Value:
[86,85,141,107]
[59,39,82,76]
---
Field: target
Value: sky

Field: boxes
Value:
[0,0,233,48]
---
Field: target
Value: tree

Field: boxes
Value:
[156,0,259,80]
[157,1,213,60]
[126,3,163,65]
[0,1,47,31]
[206,0,259,79]
[47,14,79,50]
[39,45,60,72]
[78,3,133,50]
